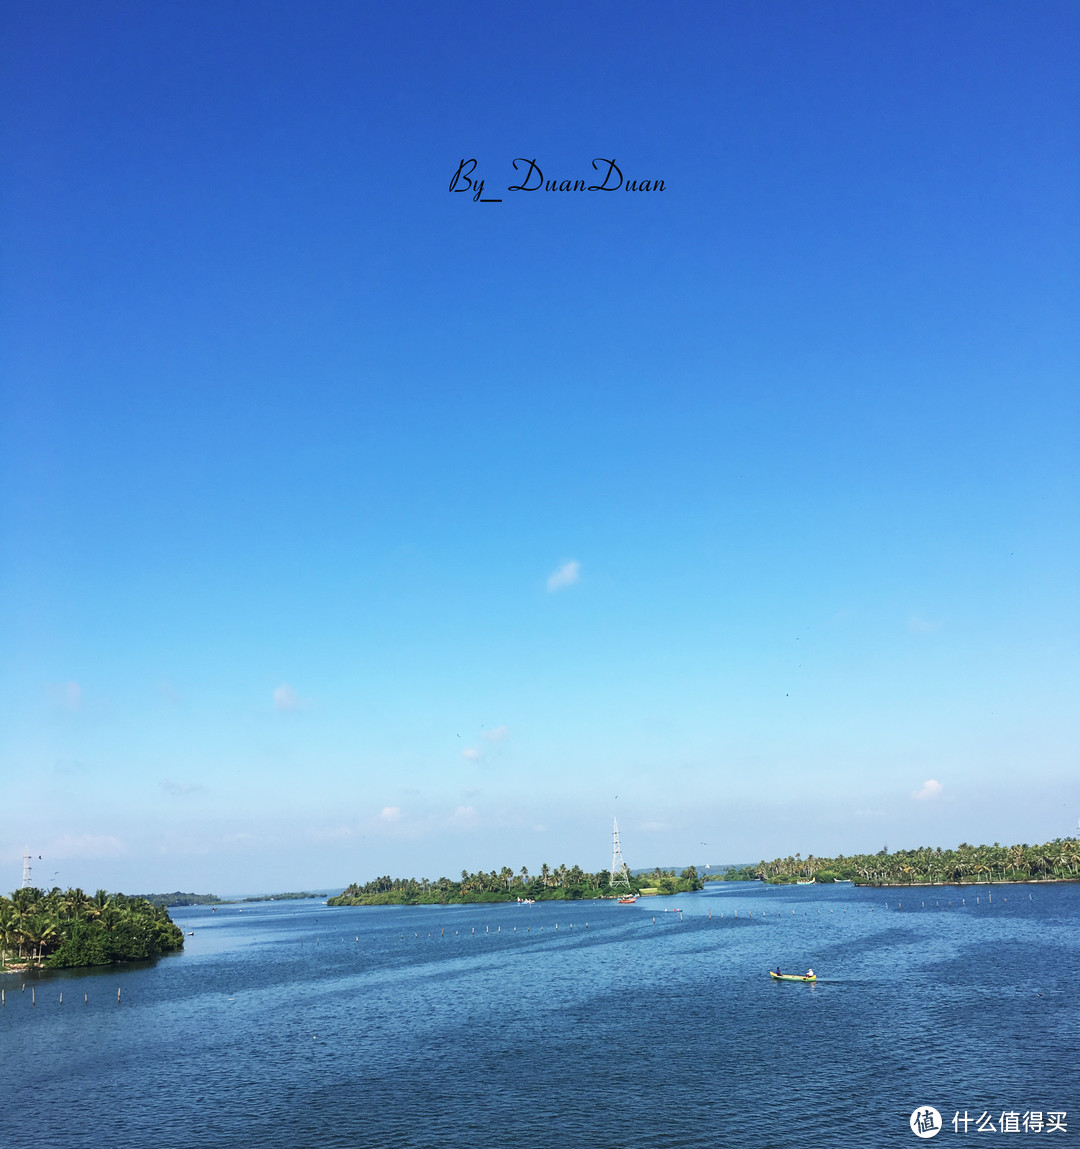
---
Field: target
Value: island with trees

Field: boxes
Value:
[710,837,1080,886]
[135,891,222,908]
[329,864,704,906]
[135,890,328,907]
[237,891,328,902]
[0,887,185,971]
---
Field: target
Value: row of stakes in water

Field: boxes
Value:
[307,889,1031,944]
[2,892,1031,1004]
[1,985,122,1006]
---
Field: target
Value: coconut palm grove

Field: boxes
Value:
[728,837,1080,885]
[0,887,185,970]
[2,837,1076,968]
[330,837,1080,907]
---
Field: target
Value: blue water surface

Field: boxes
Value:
[3,882,1078,1148]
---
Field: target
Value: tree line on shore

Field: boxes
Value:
[0,887,185,970]
[717,837,1080,886]
[329,863,705,906]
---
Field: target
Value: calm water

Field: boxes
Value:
[3,882,1077,1148]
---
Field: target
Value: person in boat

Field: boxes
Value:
[806,969,814,978]
[775,967,782,977]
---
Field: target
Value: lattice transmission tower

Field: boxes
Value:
[22,847,33,888]
[610,818,630,889]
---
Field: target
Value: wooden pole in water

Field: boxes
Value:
[84,993,87,1004]
[32,987,35,1005]
[117,986,121,1004]
[60,992,63,1005]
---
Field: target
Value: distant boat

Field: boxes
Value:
[618,894,638,904]
[517,898,535,906]
[796,879,815,885]
[770,971,817,982]
[834,879,853,884]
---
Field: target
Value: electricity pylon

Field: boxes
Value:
[610,818,630,889]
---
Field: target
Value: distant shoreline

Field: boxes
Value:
[861,877,1079,888]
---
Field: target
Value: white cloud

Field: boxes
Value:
[641,821,671,833]
[546,560,580,592]
[481,725,509,742]
[380,806,401,822]
[273,683,299,711]
[461,747,481,762]
[914,779,943,801]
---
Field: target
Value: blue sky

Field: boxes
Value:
[2,1,1077,893]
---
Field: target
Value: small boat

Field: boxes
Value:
[834,879,852,884]
[796,879,815,885]
[517,898,535,905]
[769,971,816,982]
[618,894,638,904]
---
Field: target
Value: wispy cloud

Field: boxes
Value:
[913,779,943,801]
[641,821,670,833]
[461,746,481,762]
[157,680,182,705]
[309,824,359,843]
[380,806,401,822]
[449,805,479,829]
[908,614,942,634]
[50,834,125,859]
[53,758,91,777]
[273,683,300,711]
[160,779,204,796]
[48,681,83,711]
[482,725,508,743]
[547,560,580,592]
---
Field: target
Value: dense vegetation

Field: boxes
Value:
[135,891,221,908]
[330,864,704,906]
[134,891,326,907]
[0,887,185,970]
[239,892,327,902]
[712,838,1080,886]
